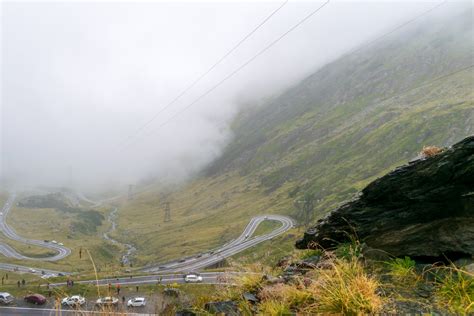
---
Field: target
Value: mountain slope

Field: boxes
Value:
[115,9,474,265]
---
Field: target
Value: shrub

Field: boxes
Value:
[335,240,363,261]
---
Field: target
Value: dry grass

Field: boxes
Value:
[304,257,383,314]
[259,282,313,309]
[257,299,292,315]
[420,145,444,158]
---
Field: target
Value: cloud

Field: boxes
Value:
[1,0,465,192]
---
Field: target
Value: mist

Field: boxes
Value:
[0,0,464,193]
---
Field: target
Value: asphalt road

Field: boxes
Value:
[142,214,294,273]
[47,271,229,287]
[0,192,293,314]
[0,192,293,275]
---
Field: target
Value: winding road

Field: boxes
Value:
[142,214,294,273]
[0,193,71,261]
[0,192,294,277]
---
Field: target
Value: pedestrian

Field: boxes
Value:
[122,296,125,304]
[5,273,8,280]
[136,285,139,292]
[47,283,50,289]
[17,280,20,287]
[1,276,4,285]
[108,283,112,292]
[71,280,74,287]
[48,290,52,297]
[117,283,121,295]
[21,279,25,286]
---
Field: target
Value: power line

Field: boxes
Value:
[119,0,289,148]
[123,0,331,149]
[121,0,448,150]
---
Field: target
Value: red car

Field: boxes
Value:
[24,294,46,305]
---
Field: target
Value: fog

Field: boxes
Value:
[0,0,464,193]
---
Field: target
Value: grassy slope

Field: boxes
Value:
[1,202,124,273]
[112,11,473,266]
[4,11,472,269]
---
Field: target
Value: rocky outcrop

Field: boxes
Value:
[296,136,474,258]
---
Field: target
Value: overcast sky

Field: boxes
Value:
[0,0,466,192]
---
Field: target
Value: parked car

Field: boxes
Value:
[51,240,57,244]
[127,297,146,307]
[96,296,118,306]
[28,268,37,273]
[184,273,203,283]
[0,292,14,305]
[58,242,64,246]
[61,295,86,307]
[24,294,46,305]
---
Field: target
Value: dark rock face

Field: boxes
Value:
[296,136,474,258]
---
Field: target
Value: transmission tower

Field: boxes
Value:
[128,184,134,200]
[164,202,171,222]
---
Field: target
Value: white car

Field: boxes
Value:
[127,297,146,307]
[28,268,37,273]
[184,274,203,283]
[51,240,57,244]
[62,295,86,307]
[96,296,119,306]
[58,242,64,246]
[0,292,14,305]
[41,273,57,279]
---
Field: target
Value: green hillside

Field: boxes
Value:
[114,9,474,266]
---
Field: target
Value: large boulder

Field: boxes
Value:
[296,136,474,258]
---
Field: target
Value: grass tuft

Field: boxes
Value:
[306,258,383,314]
[385,256,417,280]
[433,266,474,315]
